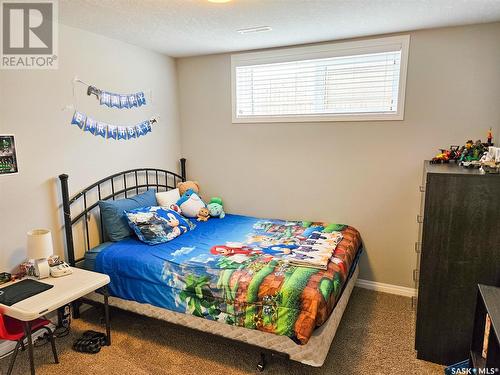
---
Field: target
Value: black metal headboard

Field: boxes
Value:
[59,158,186,266]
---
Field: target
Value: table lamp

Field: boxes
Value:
[27,229,53,279]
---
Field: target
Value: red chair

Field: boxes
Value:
[0,314,58,375]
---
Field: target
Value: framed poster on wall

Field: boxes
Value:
[0,135,18,175]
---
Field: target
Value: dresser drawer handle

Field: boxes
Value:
[413,269,419,282]
[414,242,421,253]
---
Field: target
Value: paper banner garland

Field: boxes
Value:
[87,85,147,109]
[69,79,154,142]
[71,111,86,128]
[71,111,155,140]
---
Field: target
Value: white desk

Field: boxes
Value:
[0,267,111,375]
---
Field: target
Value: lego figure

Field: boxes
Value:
[457,139,487,168]
[430,146,461,164]
[459,140,474,162]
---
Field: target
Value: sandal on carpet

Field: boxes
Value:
[82,330,107,346]
[72,337,101,354]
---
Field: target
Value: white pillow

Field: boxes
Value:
[156,188,180,207]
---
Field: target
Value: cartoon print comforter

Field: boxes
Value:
[95,214,362,344]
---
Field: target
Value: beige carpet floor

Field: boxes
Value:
[0,287,444,375]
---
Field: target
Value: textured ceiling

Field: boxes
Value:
[59,0,500,57]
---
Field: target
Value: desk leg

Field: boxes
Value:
[103,286,111,346]
[23,321,35,375]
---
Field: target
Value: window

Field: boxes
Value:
[231,35,410,123]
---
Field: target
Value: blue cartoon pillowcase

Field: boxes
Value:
[124,206,195,245]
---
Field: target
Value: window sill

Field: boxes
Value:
[232,112,404,123]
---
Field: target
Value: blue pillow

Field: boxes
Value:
[98,190,157,242]
[124,206,195,245]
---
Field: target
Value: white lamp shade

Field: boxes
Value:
[27,229,53,259]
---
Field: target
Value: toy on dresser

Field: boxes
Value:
[430,145,461,164]
[430,129,496,168]
[480,146,500,174]
[459,140,486,168]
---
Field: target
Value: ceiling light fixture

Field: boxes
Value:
[237,26,273,34]
[208,0,232,3]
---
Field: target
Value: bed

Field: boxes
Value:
[59,159,363,369]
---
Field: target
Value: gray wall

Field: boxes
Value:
[177,22,500,288]
[1,22,498,287]
[0,24,181,271]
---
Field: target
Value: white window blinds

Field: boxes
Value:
[232,36,409,123]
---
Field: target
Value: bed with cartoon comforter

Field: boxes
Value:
[92,214,362,345]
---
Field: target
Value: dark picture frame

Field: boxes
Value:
[0,135,19,175]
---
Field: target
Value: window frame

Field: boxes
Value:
[231,35,410,123]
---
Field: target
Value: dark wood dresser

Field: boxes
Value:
[415,161,500,365]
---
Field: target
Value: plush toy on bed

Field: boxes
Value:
[207,197,225,219]
[197,207,210,222]
[177,181,200,196]
[176,189,206,218]
[169,203,182,214]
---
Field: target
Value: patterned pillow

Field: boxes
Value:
[124,206,195,245]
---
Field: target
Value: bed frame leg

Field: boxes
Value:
[257,352,267,372]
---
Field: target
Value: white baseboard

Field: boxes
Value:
[355,278,416,297]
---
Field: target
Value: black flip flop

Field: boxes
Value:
[72,337,101,354]
[82,330,107,346]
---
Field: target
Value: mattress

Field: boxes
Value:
[90,214,362,344]
[81,242,112,271]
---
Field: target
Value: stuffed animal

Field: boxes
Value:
[176,189,205,218]
[177,181,200,196]
[207,197,225,218]
[323,223,347,233]
[169,203,182,214]
[197,207,210,222]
